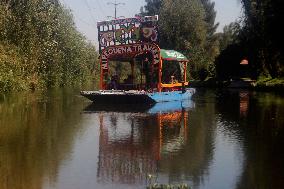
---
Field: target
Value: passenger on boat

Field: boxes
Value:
[109,74,119,90]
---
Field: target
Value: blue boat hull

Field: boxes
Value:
[147,89,195,103]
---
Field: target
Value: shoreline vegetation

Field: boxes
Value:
[190,77,284,91]
[0,1,99,92]
[1,0,283,93]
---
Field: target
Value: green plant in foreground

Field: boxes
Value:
[147,183,190,189]
[146,174,190,189]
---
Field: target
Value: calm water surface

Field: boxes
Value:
[0,89,283,189]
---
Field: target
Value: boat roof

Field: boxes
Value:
[160,49,188,62]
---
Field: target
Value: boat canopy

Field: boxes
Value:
[160,49,188,84]
[160,49,188,62]
[97,15,190,92]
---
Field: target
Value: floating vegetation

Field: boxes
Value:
[146,174,190,189]
[147,183,190,189]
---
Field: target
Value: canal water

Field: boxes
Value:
[0,88,283,189]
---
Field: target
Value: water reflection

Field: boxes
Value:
[215,90,284,189]
[91,101,195,185]
[0,89,86,189]
[239,91,249,117]
[237,92,284,189]
[97,113,159,184]
[85,99,218,188]
[1,89,283,189]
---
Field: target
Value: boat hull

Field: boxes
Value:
[147,89,195,103]
[80,90,155,104]
[80,89,195,104]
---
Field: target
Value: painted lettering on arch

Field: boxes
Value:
[101,43,161,71]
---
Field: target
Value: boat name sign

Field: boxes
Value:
[101,43,160,70]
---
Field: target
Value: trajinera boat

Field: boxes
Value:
[81,15,195,104]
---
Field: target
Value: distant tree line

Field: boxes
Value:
[0,0,99,92]
[241,0,283,79]
[141,0,283,81]
[2,0,281,92]
[214,0,284,80]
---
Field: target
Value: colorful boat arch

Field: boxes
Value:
[97,16,190,92]
[100,43,161,70]
[99,43,162,90]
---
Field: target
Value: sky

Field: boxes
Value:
[61,0,242,46]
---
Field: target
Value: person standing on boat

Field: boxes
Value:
[109,74,119,90]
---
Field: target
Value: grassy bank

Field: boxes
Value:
[190,77,284,91]
[254,77,284,91]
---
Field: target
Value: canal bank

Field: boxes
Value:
[190,77,284,91]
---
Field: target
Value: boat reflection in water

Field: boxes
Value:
[83,100,195,185]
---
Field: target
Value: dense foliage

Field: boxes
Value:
[142,0,283,82]
[216,0,283,80]
[0,0,99,92]
[240,0,284,78]
[2,0,281,91]
[141,0,219,80]
[215,21,242,80]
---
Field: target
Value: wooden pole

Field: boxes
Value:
[100,57,103,90]
[158,58,163,92]
[184,62,188,83]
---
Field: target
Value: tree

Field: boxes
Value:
[140,0,162,16]
[240,0,284,78]
[0,0,99,92]
[199,0,221,78]
[159,0,207,50]
[218,22,241,51]
[159,0,209,79]
[140,0,220,80]
[201,0,220,59]
[214,21,244,80]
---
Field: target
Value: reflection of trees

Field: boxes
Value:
[0,89,86,189]
[97,97,216,187]
[236,93,284,189]
[214,90,284,189]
